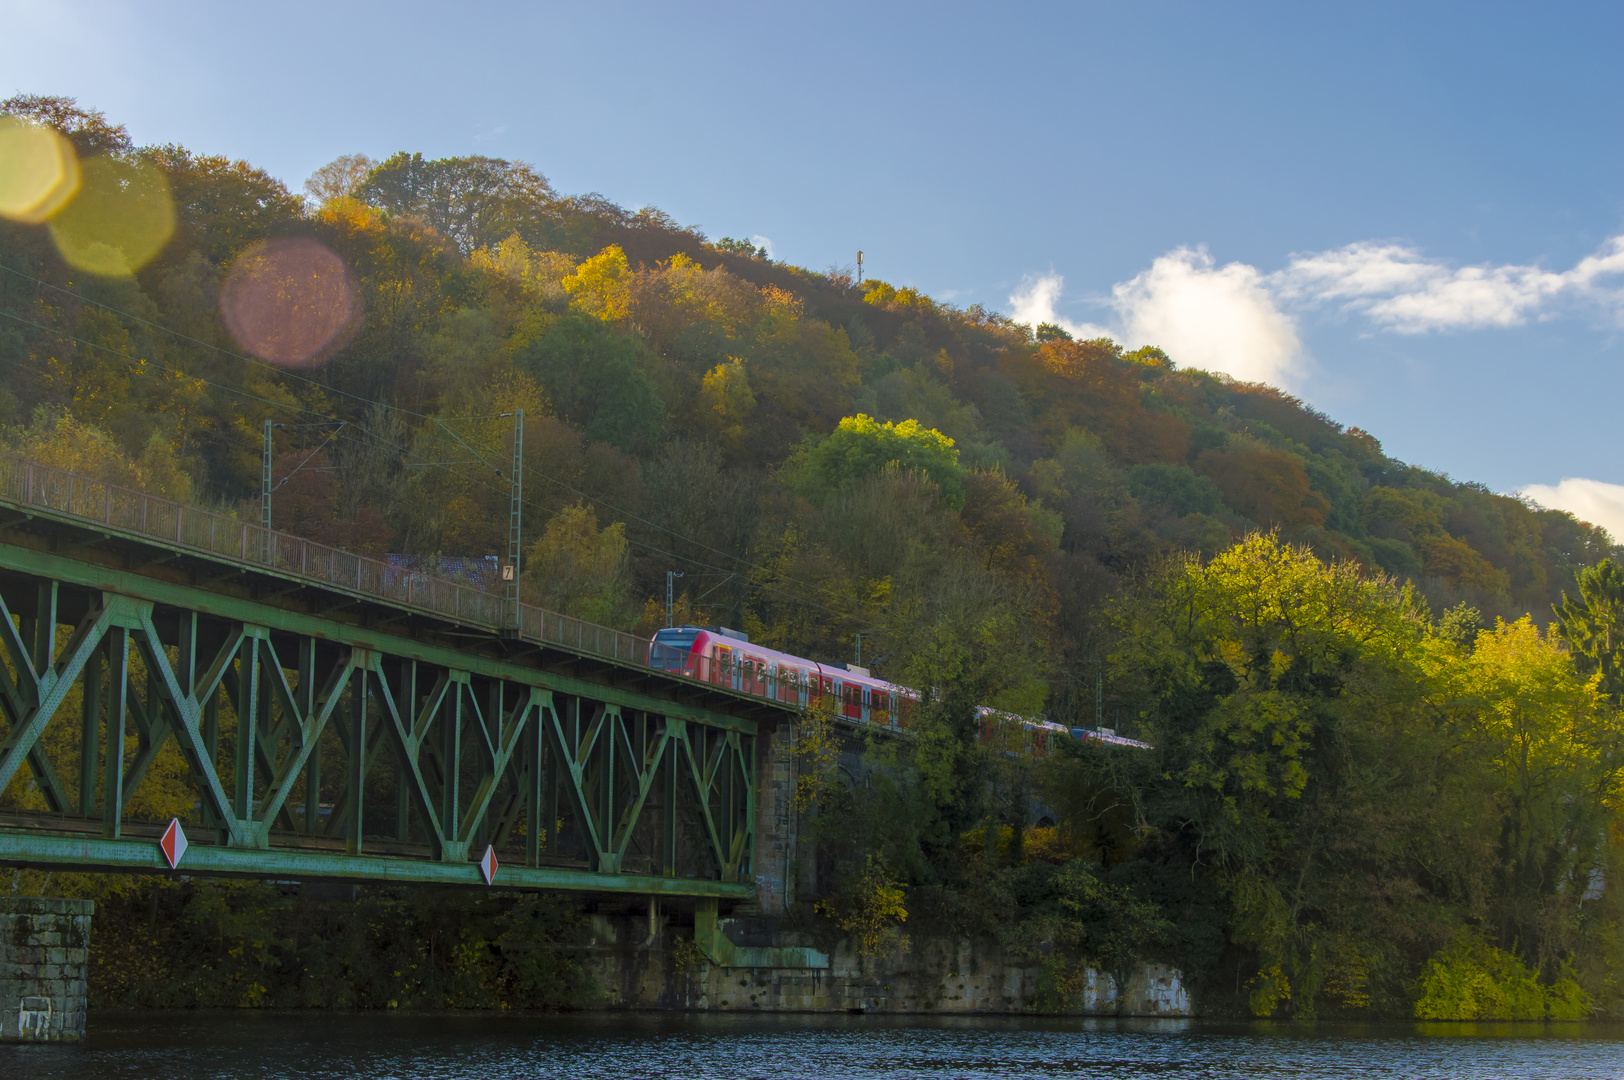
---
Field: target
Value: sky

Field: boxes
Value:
[4,1,1623,529]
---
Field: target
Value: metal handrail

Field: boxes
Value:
[0,455,658,674]
[0,456,902,720]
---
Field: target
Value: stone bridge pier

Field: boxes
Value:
[0,897,91,1042]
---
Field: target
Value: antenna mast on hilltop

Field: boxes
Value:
[856,250,863,285]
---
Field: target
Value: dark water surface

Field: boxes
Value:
[6,1011,1624,1079]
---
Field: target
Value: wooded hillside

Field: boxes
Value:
[7,95,1624,1021]
[1,94,1609,729]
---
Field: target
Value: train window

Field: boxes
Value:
[649,628,698,671]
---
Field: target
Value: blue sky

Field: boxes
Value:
[5,1,1622,526]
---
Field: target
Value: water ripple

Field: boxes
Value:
[4,1012,1621,1079]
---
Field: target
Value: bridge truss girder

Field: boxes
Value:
[0,552,757,899]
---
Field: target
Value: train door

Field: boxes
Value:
[839,680,862,721]
[711,643,731,687]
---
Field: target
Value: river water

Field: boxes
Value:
[6,1012,1624,1079]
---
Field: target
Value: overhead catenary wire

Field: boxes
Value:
[3,261,803,580]
[3,260,801,577]
[1,304,869,624]
[0,260,448,424]
[0,269,876,624]
[270,421,345,492]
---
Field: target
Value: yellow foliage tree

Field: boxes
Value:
[470,233,576,296]
[523,502,631,626]
[699,358,755,446]
[561,244,631,322]
[816,853,908,960]
[5,410,193,502]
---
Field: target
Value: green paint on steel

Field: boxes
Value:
[0,834,754,898]
[695,897,828,968]
[0,457,799,722]
[0,561,764,899]
[0,544,760,735]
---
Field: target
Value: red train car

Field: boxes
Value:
[649,626,919,726]
[648,625,1146,753]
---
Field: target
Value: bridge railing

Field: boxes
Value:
[0,456,654,670]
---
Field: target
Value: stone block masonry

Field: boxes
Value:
[0,898,92,1042]
[582,914,1191,1016]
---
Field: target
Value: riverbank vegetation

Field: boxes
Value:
[2,95,1622,1019]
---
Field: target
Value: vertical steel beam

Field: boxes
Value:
[102,627,129,839]
[440,682,462,845]
[544,728,559,857]
[524,715,542,867]
[201,690,220,834]
[662,718,679,877]
[719,737,734,878]
[297,638,319,834]
[29,581,56,675]
[177,612,198,696]
[346,664,368,854]
[234,641,258,821]
[78,641,100,818]
[397,659,415,841]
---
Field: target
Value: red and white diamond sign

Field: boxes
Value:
[479,845,498,886]
[159,818,188,870]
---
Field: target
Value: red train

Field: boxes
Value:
[648,625,1147,755]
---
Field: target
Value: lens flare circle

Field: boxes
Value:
[48,156,175,277]
[0,117,81,224]
[220,237,360,368]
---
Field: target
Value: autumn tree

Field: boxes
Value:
[524,502,632,626]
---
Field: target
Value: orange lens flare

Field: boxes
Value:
[220,237,360,368]
[48,155,175,277]
[0,117,80,224]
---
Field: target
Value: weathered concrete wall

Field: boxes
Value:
[0,897,92,1042]
[751,720,797,917]
[580,914,1190,1016]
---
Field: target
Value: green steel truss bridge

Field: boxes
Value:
[0,456,801,908]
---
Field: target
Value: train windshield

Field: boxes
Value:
[650,628,700,670]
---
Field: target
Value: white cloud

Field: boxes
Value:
[1273,235,1624,333]
[1007,273,1112,341]
[1112,247,1305,386]
[751,234,776,260]
[1522,478,1624,541]
[1010,253,1308,387]
[1008,232,1624,391]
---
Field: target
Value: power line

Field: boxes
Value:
[3,262,791,577]
[0,260,443,422]
[0,310,333,428]
[0,269,870,621]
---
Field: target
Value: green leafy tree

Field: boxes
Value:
[515,314,664,451]
[356,151,556,253]
[1554,557,1624,703]
[796,414,965,508]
